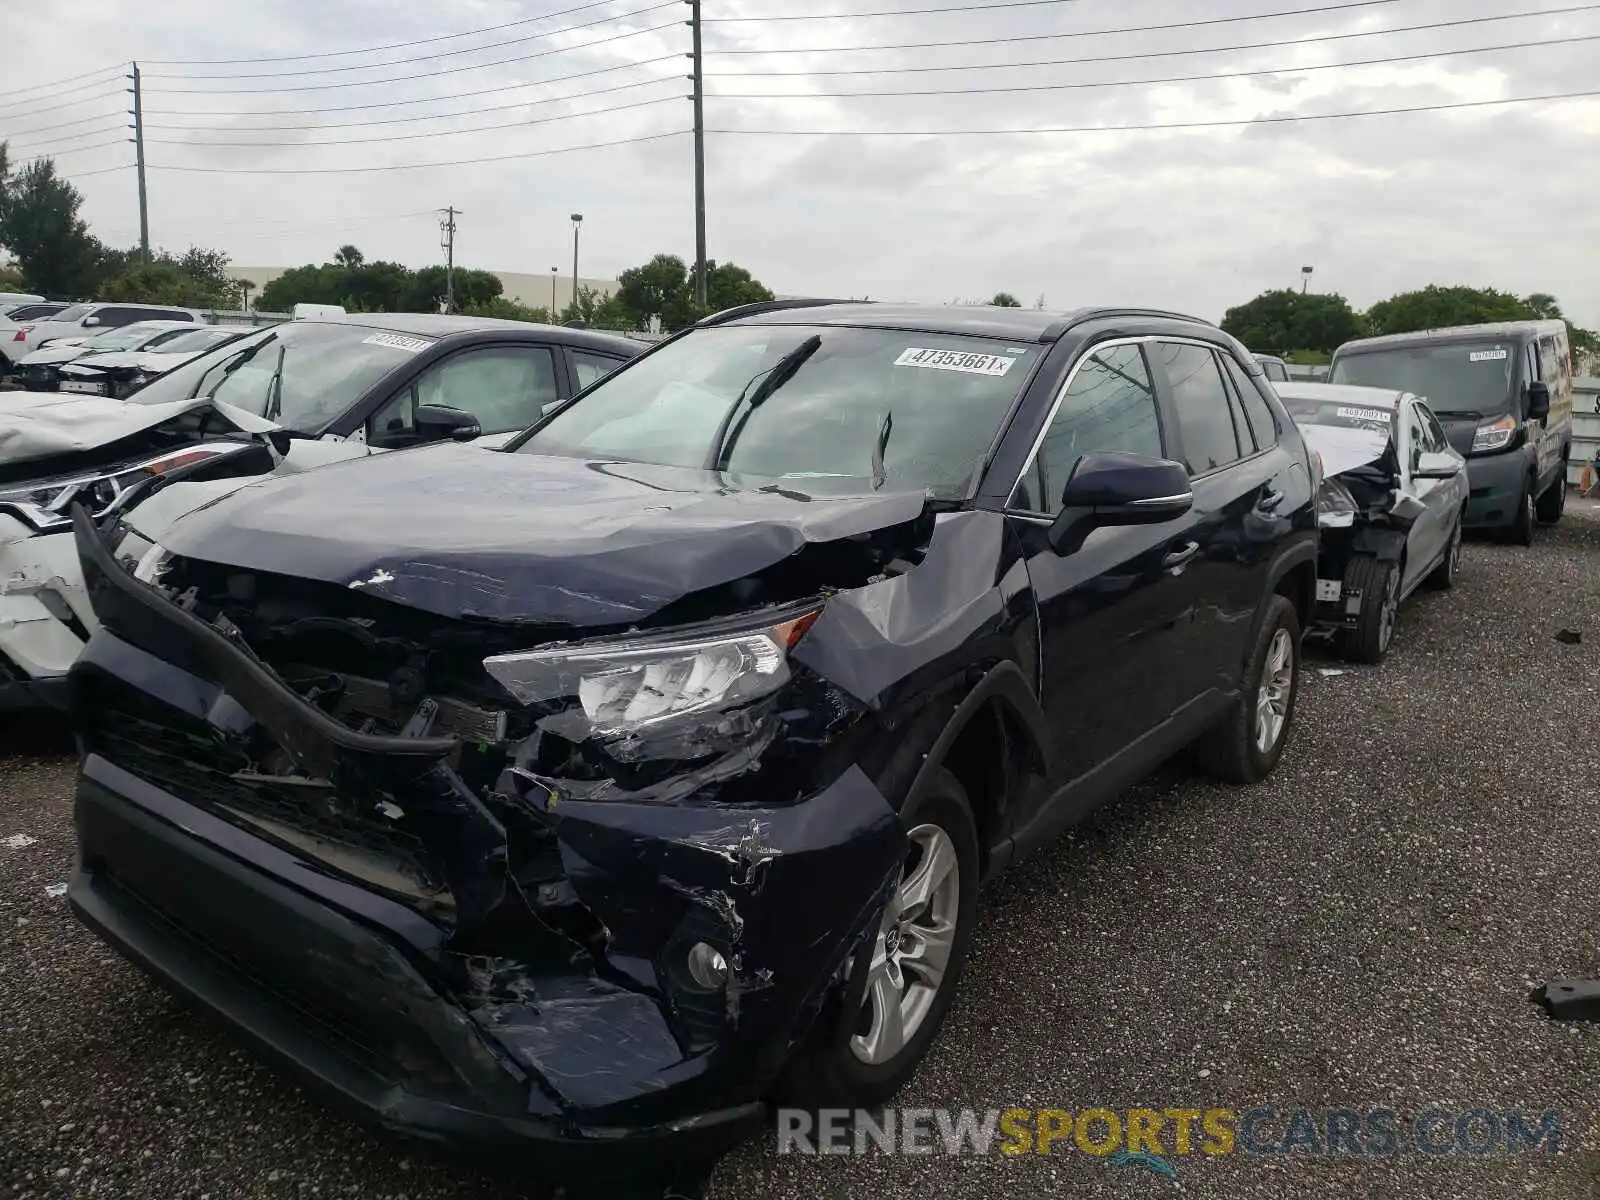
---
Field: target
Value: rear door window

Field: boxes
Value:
[569,348,627,392]
[1222,356,1279,450]
[1155,342,1243,477]
[94,307,142,328]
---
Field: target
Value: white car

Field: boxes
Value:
[53,325,249,398]
[0,313,642,710]
[11,321,205,392]
[12,301,203,356]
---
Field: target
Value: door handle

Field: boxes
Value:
[1257,486,1286,511]
[1163,541,1201,570]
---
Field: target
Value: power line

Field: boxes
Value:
[708,33,1600,99]
[143,0,659,65]
[60,161,133,180]
[8,124,130,153]
[0,64,128,105]
[147,1,678,80]
[705,0,1410,54]
[0,88,126,120]
[143,19,683,94]
[708,87,1600,136]
[148,128,689,174]
[3,109,130,137]
[701,2,1600,77]
[148,94,681,148]
[704,0,1107,19]
[141,54,683,119]
[144,75,681,135]
[9,138,128,160]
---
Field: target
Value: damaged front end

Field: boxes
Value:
[1310,458,1417,632]
[66,502,923,1168]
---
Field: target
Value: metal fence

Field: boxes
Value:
[1569,376,1599,486]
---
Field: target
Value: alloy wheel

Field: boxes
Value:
[1377,567,1399,652]
[1254,627,1294,754]
[849,824,961,1066]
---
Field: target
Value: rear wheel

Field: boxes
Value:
[1335,555,1400,663]
[1508,480,1536,545]
[1535,470,1567,525]
[1426,513,1464,591]
[781,767,979,1108]
[1195,594,1301,784]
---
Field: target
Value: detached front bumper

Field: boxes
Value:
[66,508,904,1179]
[0,512,95,710]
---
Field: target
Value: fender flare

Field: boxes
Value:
[902,659,1053,812]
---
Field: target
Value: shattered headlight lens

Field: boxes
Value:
[484,607,822,737]
[1471,415,1517,453]
[1315,477,1359,529]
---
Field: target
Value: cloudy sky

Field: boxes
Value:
[5,0,1599,323]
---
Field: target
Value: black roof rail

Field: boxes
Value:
[1040,307,1216,342]
[696,297,864,327]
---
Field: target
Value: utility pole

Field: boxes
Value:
[688,0,707,310]
[439,207,459,312]
[570,213,583,320]
[128,62,149,260]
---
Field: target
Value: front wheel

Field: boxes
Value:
[1195,594,1301,784]
[1508,480,1536,545]
[780,767,979,1108]
[1535,471,1567,525]
[1335,555,1400,664]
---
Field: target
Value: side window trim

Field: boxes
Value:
[1004,336,1165,516]
[1220,353,1280,454]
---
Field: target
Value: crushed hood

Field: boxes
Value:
[157,444,932,625]
[0,391,281,469]
[1302,423,1391,479]
[59,350,191,376]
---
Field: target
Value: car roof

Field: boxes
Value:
[1336,320,1566,354]
[1275,381,1410,408]
[316,311,644,354]
[117,320,204,331]
[713,301,1217,343]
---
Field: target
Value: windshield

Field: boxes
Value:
[516,325,1040,498]
[1330,343,1517,416]
[85,324,176,352]
[127,320,436,432]
[151,327,242,355]
[1280,393,1395,435]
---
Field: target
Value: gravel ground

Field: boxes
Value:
[4,502,1600,1199]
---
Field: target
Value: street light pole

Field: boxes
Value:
[1301,265,1314,294]
[570,214,583,320]
[550,267,558,316]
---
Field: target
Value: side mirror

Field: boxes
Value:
[1526,380,1551,421]
[1047,451,1194,555]
[81,315,100,328]
[414,403,482,442]
[1413,450,1461,479]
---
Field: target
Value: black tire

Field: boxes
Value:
[1535,470,1567,525]
[1426,512,1464,591]
[1507,479,1536,546]
[1194,594,1301,785]
[1334,555,1400,663]
[779,766,979,1109]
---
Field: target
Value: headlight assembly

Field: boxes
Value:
[484,605,822,759]
[1316,477,1359,528]
[0,445,241,516]
[1471,415,1518,453]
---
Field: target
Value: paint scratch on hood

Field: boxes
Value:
[349,567,396,590]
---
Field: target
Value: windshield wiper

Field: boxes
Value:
[870,410,893,490]
[705,334,824,473]
[190,332,278,402]
[261,344,288,422]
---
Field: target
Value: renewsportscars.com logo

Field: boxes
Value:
[777,1106,1565,1176]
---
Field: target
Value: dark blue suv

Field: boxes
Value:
[66,302,1317,1191]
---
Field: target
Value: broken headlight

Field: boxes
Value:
[0,446,240,516]
[483,606,822,750]
[1316,477,1359,529]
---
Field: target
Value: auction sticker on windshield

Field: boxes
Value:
[1337,406,1391,423]
[894,347,1018,376]
[1469,349,1509,362]
[362,332,434,353]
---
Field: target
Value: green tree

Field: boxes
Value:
[334,244,364,270]
[615,253,693,330]
[693,260,776,317]
[990,292,1021,307]
[98,245,234,307]
[463,296,554,324]
[1364,285,1534,336]
[1220,289,1365,356]
[0,153,101,295]
[1524,292,1562,320]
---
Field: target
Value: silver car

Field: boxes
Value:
[1279,382,1470,663]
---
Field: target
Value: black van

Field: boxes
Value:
[1327,321,1573,544]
